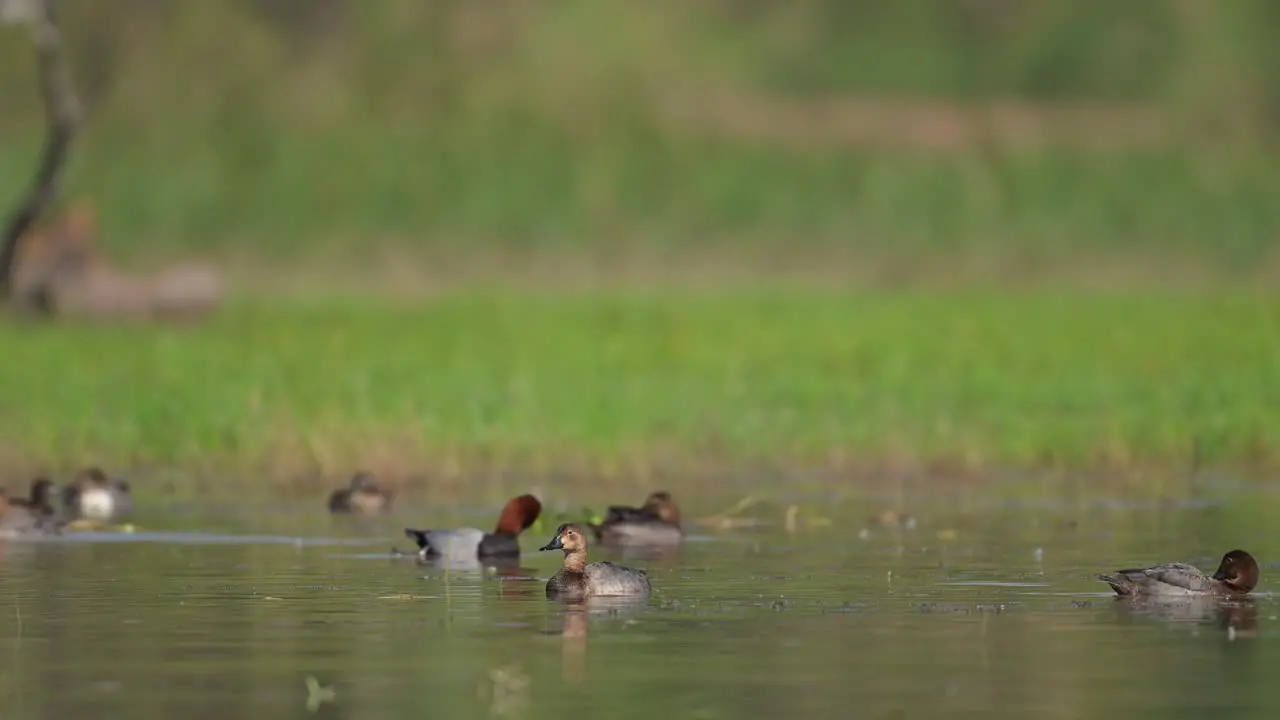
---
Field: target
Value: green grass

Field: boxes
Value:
[2,291,1277,486]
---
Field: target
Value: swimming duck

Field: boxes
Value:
[8,477,60,519]
[589,490,683,545]
[405,494,542,565]
[0,489,61,535]
[60,466,132,522]
[1098,549,1259,598]
[540,523,652,600]
[327,472,393,515]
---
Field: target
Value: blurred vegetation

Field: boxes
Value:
[0,0,1276,282]
[2,293,1276,481]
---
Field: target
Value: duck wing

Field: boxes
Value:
[585,561,652,596]
[1137,562,1216,592]
[598,521,682,546]
[602,505,649,524]
[1101,562,1214,593]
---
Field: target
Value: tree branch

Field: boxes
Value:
[0,0,82,299]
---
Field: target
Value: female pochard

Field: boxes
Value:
[0,489,61,536]
[405,494,542,566]
[540,523,652,600]
[1098,549,1259,598]
[589,490,683,546]
[9,477,60,519]
[328,472,393,515]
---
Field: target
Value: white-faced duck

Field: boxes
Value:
[589,490,683,546]
[1098,549,1259,599]
[327,472,393,515]
[61,467,132,522]
[540,523,652,600]
[404,494,542,565]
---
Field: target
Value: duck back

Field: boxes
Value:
[0,505,61,536]
[406,527,486,564]
[1099,562,1215,596]
[598,521,682,546]
[585,561,652,597]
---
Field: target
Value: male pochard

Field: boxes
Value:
[540,523,652,600]
[1098,549,1259,598]
[405,494,542,565]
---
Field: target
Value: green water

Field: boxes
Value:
[2,478,1278,718]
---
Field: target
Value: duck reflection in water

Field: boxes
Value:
[1108,597,1260,639]
[554,596,649,685]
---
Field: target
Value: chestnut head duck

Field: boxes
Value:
[405,494,542,566]
[1098,549,1259,598]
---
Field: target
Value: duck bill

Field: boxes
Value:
[1211,569,1245,590]
[538,536,564,551]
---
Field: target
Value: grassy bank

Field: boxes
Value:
[2,291,1276,488]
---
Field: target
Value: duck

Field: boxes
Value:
[0,489,61,536]
[60,466,132,522]
[8,477,60,519]
[588,490,683,545]
[1097,549,1259,598]
[327,472,393,515]
[539,523,652,600]
[404,494,542,565]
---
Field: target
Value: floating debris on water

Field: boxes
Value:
[304,676,336,712]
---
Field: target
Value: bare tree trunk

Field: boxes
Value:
[0,0,82,299]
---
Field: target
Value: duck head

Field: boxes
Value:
[493,494,543,536]
[349,472,381,493]
[76,467,111,488]
[643,491,682,527]
[540,523,587,553]
[1212,549,1260,593]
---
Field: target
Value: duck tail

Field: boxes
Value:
[404,528,432,550]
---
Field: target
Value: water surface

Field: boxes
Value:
[2,477,1278,719]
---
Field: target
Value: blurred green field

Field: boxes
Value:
[0,1,1276,285]
[3,292,1276,484]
